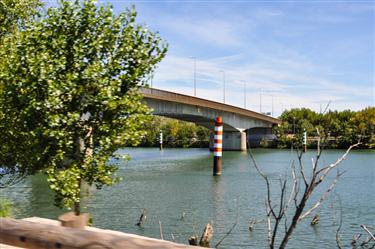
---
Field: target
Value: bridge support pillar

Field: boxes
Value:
[210,131,247,151]
[240,131,247,151]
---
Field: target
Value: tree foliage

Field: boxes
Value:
[0,0,42,38]
[275,107,375,149]
[0,0,167,212]
[0,198,13,217]
[0,0,43,187]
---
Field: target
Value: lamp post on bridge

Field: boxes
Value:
[190,56,197,97]
[259,88,262,113]
[259,91,274,117]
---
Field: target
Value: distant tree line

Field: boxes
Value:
[274,107,375,149]
[138,116,211,148]
[137,107,374,150]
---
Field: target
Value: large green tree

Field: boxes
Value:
[0,0,167,213]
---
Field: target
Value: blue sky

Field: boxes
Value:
[53,0,375,116]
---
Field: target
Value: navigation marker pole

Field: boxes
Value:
[159,131,163,150]
[303,129,307,153]
[213,117,223,176]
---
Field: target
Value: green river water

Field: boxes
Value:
[3,148,374,248]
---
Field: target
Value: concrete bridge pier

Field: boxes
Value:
[210,131,247,151]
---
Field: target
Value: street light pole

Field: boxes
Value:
[260,88,262,113]
[190,56,197,97]
[280,102,284,114]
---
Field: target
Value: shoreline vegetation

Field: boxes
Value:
[137,107,375,150]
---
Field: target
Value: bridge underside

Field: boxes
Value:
[157,113,239,132]
[142,92,280,151]
[145,99,274,131]
[151,113,271,151]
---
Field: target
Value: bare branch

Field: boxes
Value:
[322,100,332,115]
[334,193,343,249]
[316,143,360,185]
[249,152,277,219]
[248,219,263,231]
[158,221,163,240]
[285,162,297,211]
[316,128,321,156]
[279,179,287,218]
[313,128,322,173]
[270,179,287,247]
[215,198,239,248]
[284,217,288,234]
[361,225,375,241]
[251,127,358,249]
[294,178,300,208]
[299,171,343,221]
[297,150,308,187]
[265,200,272,247]
[351,234,361,248]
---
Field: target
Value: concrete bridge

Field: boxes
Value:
[140,87,281,151]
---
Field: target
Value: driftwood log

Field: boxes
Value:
[188,236,198,246]
[199,223,213,247]
[0,218,205,249]
[136,209,146,227]
[310,214,320,226]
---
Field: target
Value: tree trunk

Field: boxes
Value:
[279,193,309,249]
[74,184,81,216]
[73,127,93,216]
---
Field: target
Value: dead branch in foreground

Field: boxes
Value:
[215,198,239,248]
[352,225,375,249]
[250,137,360,249]
[333,193,343,249]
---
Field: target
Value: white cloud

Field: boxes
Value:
[151,53,373,117]
[133,2,374,116]
[152,14,246,48]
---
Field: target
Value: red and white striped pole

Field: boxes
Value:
[213,116,223,176]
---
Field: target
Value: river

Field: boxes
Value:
[3,148,374,248]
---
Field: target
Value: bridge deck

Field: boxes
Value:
[140,87,281,125]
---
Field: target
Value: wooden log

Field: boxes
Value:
[0,218,204,249]
[248,219,262,231]
[58,212,89,229]
[136,209,146,227]
[188,236,198,246]
[199,223,213,247]
[310,214,320,226]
